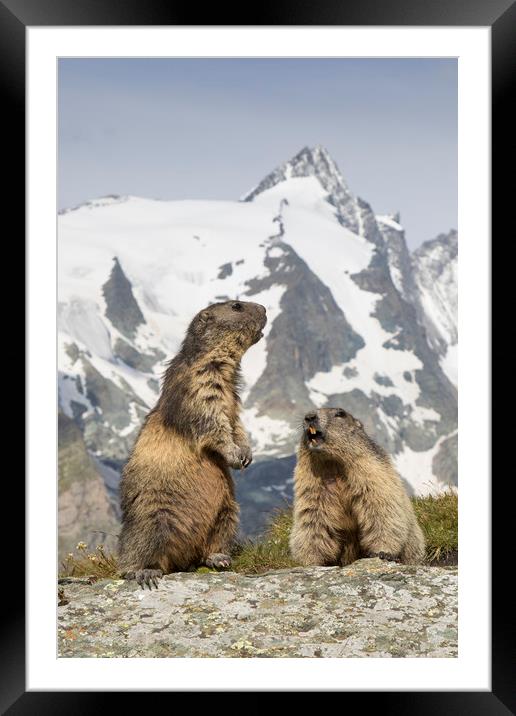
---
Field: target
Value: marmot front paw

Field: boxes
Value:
[238,444,253,469]
[225,443,252,470]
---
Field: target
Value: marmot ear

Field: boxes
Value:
[198,310,213,324]
[355,419,363,429]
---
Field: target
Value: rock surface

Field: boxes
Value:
[58,558,457,658]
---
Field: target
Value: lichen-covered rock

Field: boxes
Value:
[58,559,457,658]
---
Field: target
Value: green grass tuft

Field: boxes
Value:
[231,509,297,574]
[59,491,458,579]
[231,491,458,573]
[413,489,458,564]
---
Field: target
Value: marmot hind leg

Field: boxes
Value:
[339,535,361,566]
[118,519,172,588]
[203,503,239,570]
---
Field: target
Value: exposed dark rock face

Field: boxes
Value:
[217,262,233,279]
[82,358,146,431]
[113,337,165,373]
[58,412,119,560]
[102,257,145,340]
[412,230,458,356]
[377,215,419,302]
[380,221,458,367]
[245,242,364,420]
[234,455,296,538]
[147,377,160,393]
[350,241,457,448]
[65,342,81,363]
[83,359,148,465]
[59,342,149,465]
[354,196,385,249]
[433,433,458,486]
[374,373,394,387]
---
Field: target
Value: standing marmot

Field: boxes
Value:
[118,300,267,587]
[289,407,425,566]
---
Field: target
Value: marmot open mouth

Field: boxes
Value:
[306,426,325,448]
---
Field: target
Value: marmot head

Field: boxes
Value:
[187,300,267,355]
[301,407,386,463]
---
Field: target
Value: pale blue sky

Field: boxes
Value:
[58,58,457,248]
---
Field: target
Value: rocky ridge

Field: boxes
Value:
[58,558,457,658]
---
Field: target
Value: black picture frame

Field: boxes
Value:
[5,0,510,710]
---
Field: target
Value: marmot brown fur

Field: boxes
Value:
[118,300,267,587]
[289,407,425,566]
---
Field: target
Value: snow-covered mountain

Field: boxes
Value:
[58,145,458,542]
[412,230,458,386]
[377,215,457,388]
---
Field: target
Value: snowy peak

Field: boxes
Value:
[243,145,365,237]
[243,145,348,198]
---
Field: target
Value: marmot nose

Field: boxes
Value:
[304,412,317,423]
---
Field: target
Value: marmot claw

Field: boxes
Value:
[369,551,399,562]
[226,444,252,470]
[240,445,253,469]
[132,568,163,589]
[205,553,232,570]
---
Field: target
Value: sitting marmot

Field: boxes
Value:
[118,300,267,587]
[289,407,425,566]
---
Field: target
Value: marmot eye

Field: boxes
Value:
[232,302,243,312]
[335,409,347,418]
